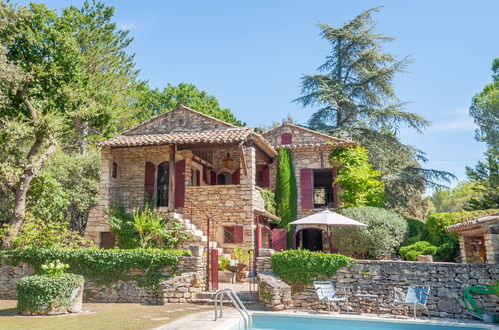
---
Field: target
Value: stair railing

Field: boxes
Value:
[214,288,252,329]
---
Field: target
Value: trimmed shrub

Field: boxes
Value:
[399,241,437,261]
[0,248,188,288]
[335,207,408,259]
[424,209,499,261]
[17,273,84,314]
[271,249,353,285]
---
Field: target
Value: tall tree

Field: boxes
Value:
[466,58,499,210]
[0,1,139,248]
[430,181,482,213]
[295,7,454,219]
[61,0,141,153]
[134,83,244,126]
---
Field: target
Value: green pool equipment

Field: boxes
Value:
[463,284,498,323]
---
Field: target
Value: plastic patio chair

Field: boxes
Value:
[313,281,349,315]
[393,286,430,319]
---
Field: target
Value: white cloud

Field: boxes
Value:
[430,107,477,132]
[118,22,137,31]
[430,117,477,132]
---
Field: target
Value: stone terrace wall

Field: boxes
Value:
[257,273,293,311]
[257,257,499,319]
[0,256,205,305]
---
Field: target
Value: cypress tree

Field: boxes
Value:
[275,148,298,247]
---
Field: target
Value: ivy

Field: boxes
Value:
[17,273,84,314]
[260,188,278,218]
[271,250,353,285]
[0,248,189,290]
[275,148,297,246]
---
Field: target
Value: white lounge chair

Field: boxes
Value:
[313,281,349,314]
[393,286,430,319]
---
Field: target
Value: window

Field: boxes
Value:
[157,162,169,207]
[112,163,118,178]
[217,172,231,185]
[100,232,116,249]
[223,226,244,244]
[224,226,235,243]
[256,166,269,188]
[281,133,292,144]
[313,169,334,208]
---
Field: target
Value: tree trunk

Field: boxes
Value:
[74,119,90,155]
[1,135,57,250]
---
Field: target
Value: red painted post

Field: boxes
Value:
[256,215,261,257]
[211,248,219,291]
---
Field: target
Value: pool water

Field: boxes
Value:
[250,315,486,330]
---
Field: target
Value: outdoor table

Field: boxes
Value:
[353,293,380,316]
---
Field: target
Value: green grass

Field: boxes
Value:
[0,300,207,330]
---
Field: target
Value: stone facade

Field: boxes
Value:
[256,257,499,319]
[257,273,293,311]
[0,256,205,304]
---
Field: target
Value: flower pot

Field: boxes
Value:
[417,255,433,262]
[236,263,247,282]
[218,271,234,283]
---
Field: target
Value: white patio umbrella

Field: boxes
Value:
[289,210,367,253]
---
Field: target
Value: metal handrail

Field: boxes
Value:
[214,288,252,329]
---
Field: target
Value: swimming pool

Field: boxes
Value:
[249,314,489,330]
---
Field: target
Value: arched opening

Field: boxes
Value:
[217,172,232,185]
[296,228,325,252]
[156,162,169,207]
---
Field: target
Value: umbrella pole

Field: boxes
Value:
[328,226,333,254]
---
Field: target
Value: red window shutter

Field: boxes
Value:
[234,226,244,244]
[210,170,217,185]
[144,162,156,199]
[174,160,185,208]
[262,167,270,188]
[232,169,240,184]
[281,133,292,145]
[300,168,313,209]
[271,229,287,252]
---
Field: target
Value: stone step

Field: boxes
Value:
[195,291,258,302]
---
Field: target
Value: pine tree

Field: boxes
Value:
[295,7,454,219]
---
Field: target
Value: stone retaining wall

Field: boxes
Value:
[257,257,499,319]
[0,256,205,305]
[257,273,293,311]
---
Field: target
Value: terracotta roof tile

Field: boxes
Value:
[274,141,355,149]
[100,128,253,147]
[446,213,499,232]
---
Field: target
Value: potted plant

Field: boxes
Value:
[233,247,253,282]
[17,260,84,315]
[218,256,234,283]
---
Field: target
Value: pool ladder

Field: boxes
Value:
[214,288,252,329]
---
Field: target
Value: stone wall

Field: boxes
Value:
[256,257,499,319]
[257,273,293,311]
[0,256,205,305]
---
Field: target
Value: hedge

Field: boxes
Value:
[424,209,499,261]
[17,273,84,314]
[271,250,353,285]
[0,248,189,288]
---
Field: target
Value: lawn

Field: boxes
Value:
[0,300,209,330]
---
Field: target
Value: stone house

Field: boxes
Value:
[446,212,499,264]
[85,105,353,255]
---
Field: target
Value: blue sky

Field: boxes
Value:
[21,0,498,191]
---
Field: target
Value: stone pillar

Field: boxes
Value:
[85,146,113,246]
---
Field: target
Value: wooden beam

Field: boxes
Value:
[168,145,176,211]
[192,155,214,169]
[239,143,248,176]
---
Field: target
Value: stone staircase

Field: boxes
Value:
[192,289,259,305]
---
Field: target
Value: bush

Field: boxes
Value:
[404,218,426,245]
[260,188,278,218]
[219,256,230,271]
[399,241,437,261]
[109,205,191,249]
[271,250,353,285]
[0,248,188,288]
[334,207,408,259]
[424,209,499,261]
[17,273,84,314]
[0,216,95,249]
